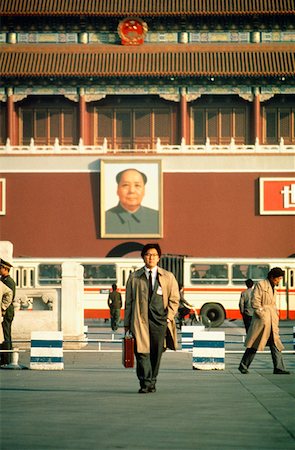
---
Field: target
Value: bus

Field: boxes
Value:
[11,256,295,327]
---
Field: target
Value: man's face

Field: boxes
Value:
[143,249,160,269]
[271,276,283,287]
[117,170,145,212]
[0,265,6,276]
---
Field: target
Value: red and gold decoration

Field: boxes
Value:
[118,18,148,46]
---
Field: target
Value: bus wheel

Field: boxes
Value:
[201,303,225,328]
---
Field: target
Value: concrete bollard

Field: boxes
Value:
[181,325,205,352]
[30,331,64,370]
[0,348,27,370]
[192,330,225,370]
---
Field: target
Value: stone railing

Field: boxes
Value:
[1,137,294,155]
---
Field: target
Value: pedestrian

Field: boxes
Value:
[0,274,14,367]
[0,259,15,367]
[107,284,122,331]
[124,243,180,393]
[239,278,254,333]
[238,267,290,375]
[177,285,193,328]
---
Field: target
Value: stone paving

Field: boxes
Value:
[0,321,294,450]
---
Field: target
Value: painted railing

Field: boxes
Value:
[1,137,295,155]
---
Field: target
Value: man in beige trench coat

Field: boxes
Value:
[124,243,180,393]
[238,267,290,375]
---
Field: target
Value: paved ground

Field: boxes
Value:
[1,321,294,450]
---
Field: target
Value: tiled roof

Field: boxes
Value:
[1,44,294,79]
[1,0,295,16]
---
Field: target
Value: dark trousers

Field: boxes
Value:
[242,314,252,333]
[110,309,121,331]
[240,333,285,371]
[1,315,13,365]
[135,321,167,388]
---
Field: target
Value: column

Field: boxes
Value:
[180,87,188,143]
[253,87,261,143]
[79,87,86,144]
[61,262,85,344]
[6,87,15,144]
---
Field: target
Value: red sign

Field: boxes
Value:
[259,178,295,215]
[0,179,6,215]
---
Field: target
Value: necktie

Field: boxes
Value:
[148,270,153,300]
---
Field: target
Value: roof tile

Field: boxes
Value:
[1,0,295,16]
[0,44,294,78]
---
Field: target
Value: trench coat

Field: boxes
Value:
[245,279,284,352]
[124,266,180,353]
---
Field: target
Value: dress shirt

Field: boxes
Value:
[144,266,158,289]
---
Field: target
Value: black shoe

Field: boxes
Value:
[148,385,156,393]
[238,364,249,374]
[138,387,150,394]
[273,369,290,374]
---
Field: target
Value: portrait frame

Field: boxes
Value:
[0,178,6,215]
[100,159,163,238]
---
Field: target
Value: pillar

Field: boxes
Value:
[79,87,86,144]
[180,87,188,143]
[253,87,261,143]
[61,262,85,346]
[6,88,15,145]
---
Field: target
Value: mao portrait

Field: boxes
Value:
[100,160,162,238]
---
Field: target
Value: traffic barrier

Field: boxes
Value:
[193,330,225,370]
[181,325,205,352]
[30,331,64,370]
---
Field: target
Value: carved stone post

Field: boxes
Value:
[61,262,85,347]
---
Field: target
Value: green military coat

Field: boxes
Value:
[105,203,159,234]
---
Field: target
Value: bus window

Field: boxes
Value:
[83,264,116,285]
[247,265,269,282]
[232,265,247,284]
[38,264,62,285]
[232,264,270,284]
[190,264,228,285]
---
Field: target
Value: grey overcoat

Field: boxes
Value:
[245,279,284,352]
[124,266,180,353]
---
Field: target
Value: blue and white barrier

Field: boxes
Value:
[30,331,64,370]
[193,331,225,370]
[181,325,205,352]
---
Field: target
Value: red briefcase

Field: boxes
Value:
[122,335,135,368]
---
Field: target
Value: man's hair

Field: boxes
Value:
[268,267,285,279]
[116,168,147,185]
[245,279,254,288]
[141,243,162,259]
[112,284,117,290]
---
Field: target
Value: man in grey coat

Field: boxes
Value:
[239,278,254,333]
[124,243,179,393]
[238,267,290,375]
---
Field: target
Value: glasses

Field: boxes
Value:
[145,253,159,258]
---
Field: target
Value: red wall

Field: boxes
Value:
[0,172,294,258]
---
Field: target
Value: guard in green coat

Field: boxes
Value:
[0,259,16,366]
